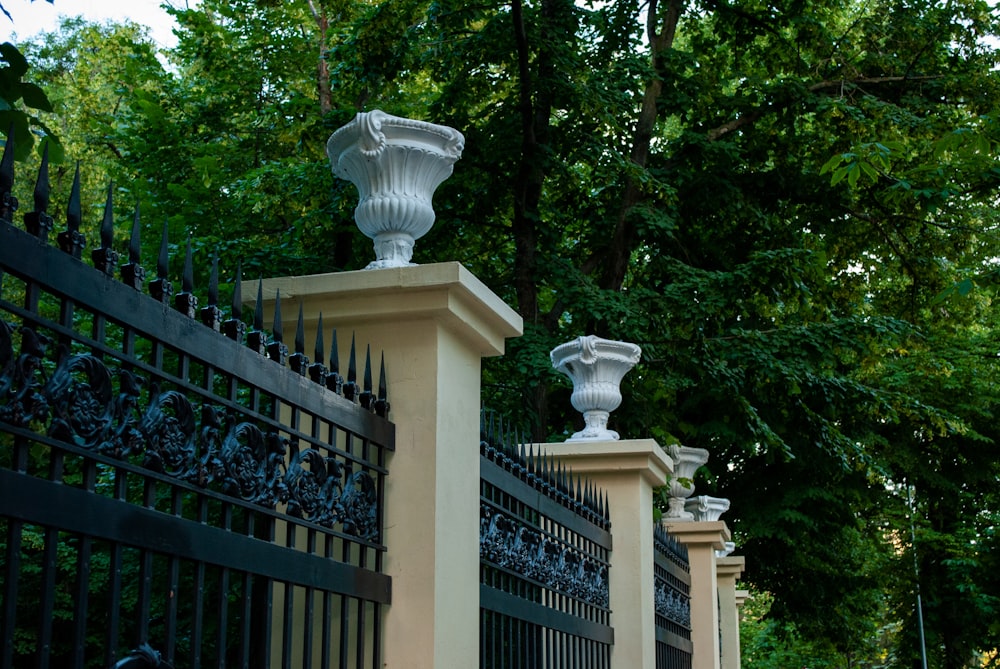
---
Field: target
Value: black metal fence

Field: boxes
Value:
[0,133,394,669]
[479,415,613,669]
[653,523,693,669]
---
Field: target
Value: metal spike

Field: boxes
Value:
[174,236,198,318]
[271,289,283,342]
[0,123,18,221]
[266,289,287,364]
[91,183,119,276]
[359,345,374,410]
[232,261,243,319]
[289,303,308,375]
[120,204,145,290]
[246,278,267,355]
[149,220,172,303]
[223,261,246,342]
[57,163,85,258]
[325,327,343,394]
[314,314,324,363]
[254,279,264,331]
[100,183,114,249]
[329,329,340,374]
[156,221,169,278]
[343,334,358,402]
[24,143,51,241]
[182,236,194,293]
[200,255,222,331]
[308,313,328,385]
[294,304,305,354]
[375,352,389,417]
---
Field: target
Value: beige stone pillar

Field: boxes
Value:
[662,521,731,669]
[548,439,673,669]
[715,556,746,669]
[256,262,523,669]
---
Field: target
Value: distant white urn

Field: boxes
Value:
[685,495,730,522]
[550,335,641,442]
[664,444,710,521]
[327,109,465,269]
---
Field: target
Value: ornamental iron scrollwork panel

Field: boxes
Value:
[480,505,609,608]
[0,323,382,541]
[0,320,51,428]
[655,582,692,628]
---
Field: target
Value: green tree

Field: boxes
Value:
[10,0,1000,662]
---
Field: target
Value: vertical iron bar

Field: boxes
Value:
[71,459,98,669]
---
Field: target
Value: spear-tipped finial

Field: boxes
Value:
[0,123,18,221]
[92,182,120,276]
[246,278,268,355]
[120,203,145,290]
[343,333,358,402]
[266,289,288,364]
[148,220,172,303]
[174,235,198,318]
[359,344,374,410]
[374,352,389,417]
[308,313,328,385]
[325,328,343,394]
[57,163,86,258]
[24,143,52,241]
[223,261,247,342]
[200,255,222,331]
[289,303,309,375]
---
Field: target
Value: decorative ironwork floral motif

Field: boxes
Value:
[0,320,51,427]
[0,324,381,541]
[480,505,609,608]
[654,582,691,628]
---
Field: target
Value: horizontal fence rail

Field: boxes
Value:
[0,132,394,669]
[653,523,692,669]
[479,413,613,669]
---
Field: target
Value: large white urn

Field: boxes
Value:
[664,444,710,521]
[550,335,641,442]
[327,109,465,269]
[685,495,730,522]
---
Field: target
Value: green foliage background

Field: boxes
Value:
[4,0,1000,664]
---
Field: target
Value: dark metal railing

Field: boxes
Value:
[0,130,394,669]
[653,523,692,669]
[479,412,613,669]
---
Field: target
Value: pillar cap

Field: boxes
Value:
[249,262,523,356]
[543,438,673,487]
[660,519,731,549]
[716,555,746,579]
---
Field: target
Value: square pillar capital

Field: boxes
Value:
[661,520,731,550]
[716,555,746,581]
[546,438,673,487]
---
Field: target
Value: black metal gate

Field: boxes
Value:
[0,134,394,669]
[479,416,613,669]
[653,524,692,669]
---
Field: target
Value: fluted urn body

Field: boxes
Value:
[664,444,710,521]
[327,110,465,269]
[550,335,641,442]
[684,495,730,522]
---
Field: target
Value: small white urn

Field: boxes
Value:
[685,495,730,522]
[550,335,641,442]
[327,109,465,269]
[664,444,710,521]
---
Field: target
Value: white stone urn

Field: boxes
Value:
[550,335,641,442]
[327,109,465,269]
[664,444,710,521]
[685,495,730,522]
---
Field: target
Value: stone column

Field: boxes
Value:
[255,262,523,669]
[550,439,674,669]
[715,555,746,669]
[662,521,731,669]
